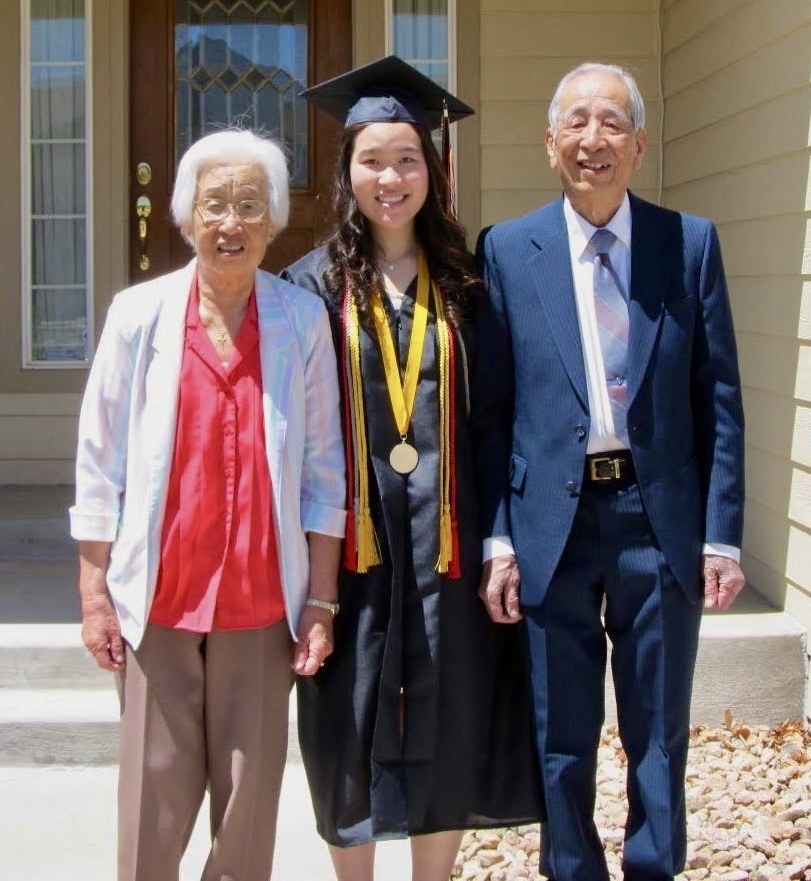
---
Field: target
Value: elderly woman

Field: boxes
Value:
[69,129,345,881]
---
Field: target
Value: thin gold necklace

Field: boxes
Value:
[378,246,417,273]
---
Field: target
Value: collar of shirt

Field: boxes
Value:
[563,192,632,269]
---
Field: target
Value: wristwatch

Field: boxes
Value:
[305,597,340,616]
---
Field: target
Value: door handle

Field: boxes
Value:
[136,194,152,271]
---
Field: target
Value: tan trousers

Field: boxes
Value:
[116,621,293,881]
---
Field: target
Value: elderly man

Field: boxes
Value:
[473,63,745,881]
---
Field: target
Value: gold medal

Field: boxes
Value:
[389,439,419,474]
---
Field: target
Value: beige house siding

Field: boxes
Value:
[479,0,661,227]
[661,0,811,713]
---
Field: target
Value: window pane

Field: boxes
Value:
[32,218,86,286]
[31,288,89,362]
[175,0,310,186]
[393,0,449,87]
[30,0,85,62]
[32,143,86,214]
[30,64,85,139]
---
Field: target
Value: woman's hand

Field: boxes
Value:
[293,605,335,676]
[81,592,125,671]
[78,540,125,671]
[295,531,342,675]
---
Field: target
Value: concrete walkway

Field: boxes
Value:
[0,760,412,880]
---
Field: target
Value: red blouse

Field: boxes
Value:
[149,277,285,632]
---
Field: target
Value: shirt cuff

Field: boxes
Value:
[483,536,515,562]
[702,542,740,563]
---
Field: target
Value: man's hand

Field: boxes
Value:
[293,605,335,676]
[701,554,745,610]
[478,554,522,624]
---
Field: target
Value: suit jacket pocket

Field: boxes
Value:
[509,453,528,494]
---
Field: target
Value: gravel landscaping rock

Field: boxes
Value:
[455,718,811,881]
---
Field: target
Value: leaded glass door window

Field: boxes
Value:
[175,1,309,187]
[129,0,350,280]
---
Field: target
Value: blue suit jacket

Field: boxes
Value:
[473,193,745,604]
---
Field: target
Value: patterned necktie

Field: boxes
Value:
[590,227,629,444]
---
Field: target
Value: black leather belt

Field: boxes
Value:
[585,451,636,486]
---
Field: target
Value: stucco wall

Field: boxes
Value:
[661,0,811,710]
[479,0,661,227]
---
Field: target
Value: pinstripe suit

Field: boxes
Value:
[473,193,744,880]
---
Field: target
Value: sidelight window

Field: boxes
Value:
[21,0,92,367]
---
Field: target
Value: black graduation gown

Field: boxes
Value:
[283,247,543,847]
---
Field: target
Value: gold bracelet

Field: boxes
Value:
[305,598,340,616]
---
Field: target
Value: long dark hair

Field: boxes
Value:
[322,122,481,328]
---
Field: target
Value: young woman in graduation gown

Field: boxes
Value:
[282,56,543,881]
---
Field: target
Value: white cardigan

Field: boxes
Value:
[70,261,346,649]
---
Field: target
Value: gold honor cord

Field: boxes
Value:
[347,293,381,571]
[370,250,430,474]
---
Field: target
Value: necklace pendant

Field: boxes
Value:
[389,439,419,474]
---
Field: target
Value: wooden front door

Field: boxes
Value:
[129,0,351,281]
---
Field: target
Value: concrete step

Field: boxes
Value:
[0,560,79,625]
[0,689,119,765]
[0,624,302,765]
[0,588,805,765]
[0,624,108,688]
[0,681,302,766]
[0,485,74,561]
[604,587,807,728]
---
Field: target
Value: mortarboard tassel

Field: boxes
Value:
[441,99,457,219]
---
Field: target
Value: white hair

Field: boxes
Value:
[171,129,290,244]
[548,62,646,133]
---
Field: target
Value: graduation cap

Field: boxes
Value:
[300,54,474,131]
[301,55,473,215]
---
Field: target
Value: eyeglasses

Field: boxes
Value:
[195,198,269,225]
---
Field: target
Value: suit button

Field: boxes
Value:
[575,425,586,440]
[565,480,578,495]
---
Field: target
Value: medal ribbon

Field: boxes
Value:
[370,250,430,439]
